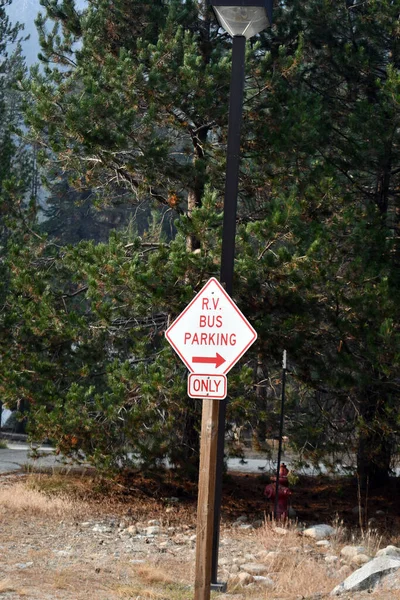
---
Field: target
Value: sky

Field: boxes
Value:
[7,0,86,66]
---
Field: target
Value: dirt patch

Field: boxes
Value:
[0,471,400,600]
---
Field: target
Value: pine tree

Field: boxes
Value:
[5,0,398,484]
[243,0,400,486]
[0,1,36,432]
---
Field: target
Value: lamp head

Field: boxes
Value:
[209,0,273,39]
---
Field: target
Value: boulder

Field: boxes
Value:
[378,569,400,591]
[351,554,371,567]
[376,545,400,558]
[340,545,367,559]
[240,562,269,575]
[331,555,400,595]
[303,525,336,540]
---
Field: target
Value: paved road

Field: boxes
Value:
[0,442,329,476]
[0,442,284,475]
[0,443,62,474]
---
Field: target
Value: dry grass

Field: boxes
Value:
[0,480,86,518]
[1,473,399,600]
[0,579,16,593]
[114,567,191,600]
[250,520,340,599]
[135,565,176,585]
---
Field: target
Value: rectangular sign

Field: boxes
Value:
[188,373,227,400]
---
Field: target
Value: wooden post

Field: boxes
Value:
[194,399,220,600]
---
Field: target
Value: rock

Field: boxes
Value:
[253,575,274,587]
[340,545,367,559]
[238,524,253,531]
[120,524,138,536]
[316,540,331,547]
[92,524,112,533]
[379,569,400,591]
[325,555,339,564]
[15,562,33,569]
[337,565,352,578]
[351,554,371,567]
[376,510,385,516]
[236,515,248,523]
[144,526,160,535]
[288,506,297,518]
[252,519,264,528]
[303,525,336,540]
[147,519,160,526]
[273,526,289,535]
[331,555,400,595]
[129,559,145,564]
[127,525,138,534]
[376,546,400,558]
[240,563,269,575]
[244,553,255,561]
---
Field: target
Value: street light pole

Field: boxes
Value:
[211,34,246,590]
[219,34,246,297]
[208,0,273,590]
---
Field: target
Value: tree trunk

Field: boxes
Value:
[186,188,202,253]
[357,390,392,489]
[254,353,268,448]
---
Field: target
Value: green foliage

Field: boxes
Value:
[1,0,399,484]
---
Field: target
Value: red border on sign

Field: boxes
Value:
[165,277,257,375]
[187,373,227,400]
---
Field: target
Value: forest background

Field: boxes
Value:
[0,0,399,489]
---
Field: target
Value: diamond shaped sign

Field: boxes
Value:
[165,278,257,375]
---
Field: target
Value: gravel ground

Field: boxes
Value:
[1,473,400,600]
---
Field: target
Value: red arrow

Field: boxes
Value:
[192,353,226,369]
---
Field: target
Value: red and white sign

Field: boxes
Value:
[165,278,257,375]
[188,374,227,399]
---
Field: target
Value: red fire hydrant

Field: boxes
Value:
[264,463,292,520]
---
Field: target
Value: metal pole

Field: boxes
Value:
[274,350,287,519]
[211,34,246,591]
